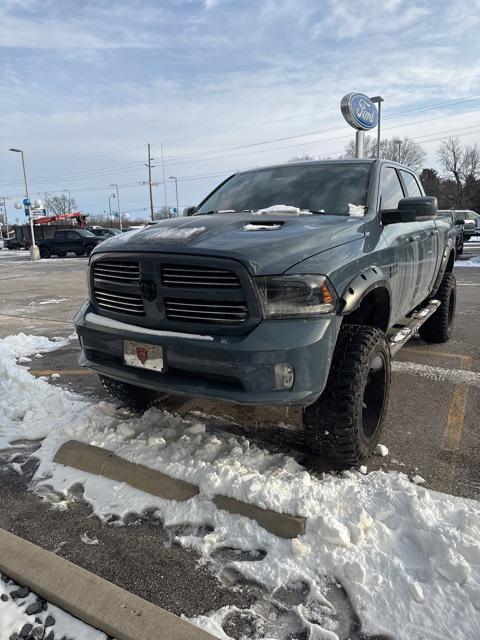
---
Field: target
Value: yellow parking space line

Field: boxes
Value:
[433,384,470,494]
[30,369,94,377]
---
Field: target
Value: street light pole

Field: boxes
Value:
[9,148,39,260]
[370,96,384,159]
[108,194,115,228]
[110,184,122,230]
[169,176,179,216]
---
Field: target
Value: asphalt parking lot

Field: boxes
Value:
[1,244,480,637]
[1,245,480,500]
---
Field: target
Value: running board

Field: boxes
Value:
[388,299,440,356]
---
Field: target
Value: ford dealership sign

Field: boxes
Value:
[341,93,378,130]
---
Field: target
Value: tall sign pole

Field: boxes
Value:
[9,148,39,260]
[340,93,379,159]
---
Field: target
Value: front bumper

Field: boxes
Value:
[74,302,340,406]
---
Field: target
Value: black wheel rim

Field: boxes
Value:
[362,352,387,439]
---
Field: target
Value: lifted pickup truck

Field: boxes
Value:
[37,228,103,258]
[75,160,458,468]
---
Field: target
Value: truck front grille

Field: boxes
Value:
[93,261,140,284]
[165,299,248,323]
[161,265,240,288]
[94,288,145,316]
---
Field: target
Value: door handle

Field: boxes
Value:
[408,235,420,242]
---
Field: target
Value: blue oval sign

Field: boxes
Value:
[341,93,378,130]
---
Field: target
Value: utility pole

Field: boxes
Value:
[147,143,155,221]
[396,139,402,163]
[1,196,10,237]
[108,194,115,228]
[161,144,167,208]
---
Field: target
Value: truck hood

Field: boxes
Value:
[95,213,365,275]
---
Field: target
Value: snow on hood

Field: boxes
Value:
[1,334,480,639]
[254,204,312,216]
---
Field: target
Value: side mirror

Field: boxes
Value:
[382,196,438,225]
[183,206,196,217]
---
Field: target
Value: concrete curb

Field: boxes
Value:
[54,440,199,501]
[0,528,215,640]
[54,440,307,539]
[213,494,306,539]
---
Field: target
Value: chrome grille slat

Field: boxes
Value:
[165,299,247,324]
[93,260,144,316]
[161,265,240,288]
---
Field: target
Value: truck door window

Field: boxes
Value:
[67,231,79,240]
[380,167,404,210]
[400,171,422,197]
[56,231,67,241]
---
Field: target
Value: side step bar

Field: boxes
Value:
[388,299,440,356]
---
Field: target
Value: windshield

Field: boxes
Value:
[196,163,372,215]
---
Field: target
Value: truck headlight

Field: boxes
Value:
[255,275,337,319]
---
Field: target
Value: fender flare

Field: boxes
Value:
[339,266,391,315]
[432,238,455,293]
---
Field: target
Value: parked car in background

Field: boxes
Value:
[37,228,104,258]
[439,210,464,254]
[453,210,480,241]
[87,227,123,239]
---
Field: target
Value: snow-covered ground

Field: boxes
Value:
[456,255,480,268]
[0,574,107,640]
[1,334,480,639]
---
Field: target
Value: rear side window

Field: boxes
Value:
[400,171,422,197]
[55,231,67,240]
[380,168,405,209]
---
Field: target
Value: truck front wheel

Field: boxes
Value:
[99,374,163,410]
[419,273,456,343]
[303,324,391,470]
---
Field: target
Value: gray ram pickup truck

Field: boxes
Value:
[74,159,458,468]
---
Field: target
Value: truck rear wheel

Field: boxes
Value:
[39,246,51,259]
[419,273,456,343]
[99,374,162,410]
[303,324,391,470]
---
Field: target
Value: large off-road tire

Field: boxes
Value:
[457,244,463,255]
[303,324,391,470]
[99,374,161,410]
[39,246,51,259]
[418,272,456,343]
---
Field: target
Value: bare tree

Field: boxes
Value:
[156,206,174,220]
[289,153,318,162]
[343,136,426,172]
[437,137,480,206]
[48,194,77,215]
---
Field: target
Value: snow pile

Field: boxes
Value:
[1,334,480,639]
[254,205,312,216]
[243,223,283,231]
[455,256,480,267]
[0,575,107,640]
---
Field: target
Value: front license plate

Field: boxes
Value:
[123,340,164,372]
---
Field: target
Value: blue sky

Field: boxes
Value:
[1,0,480,221]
